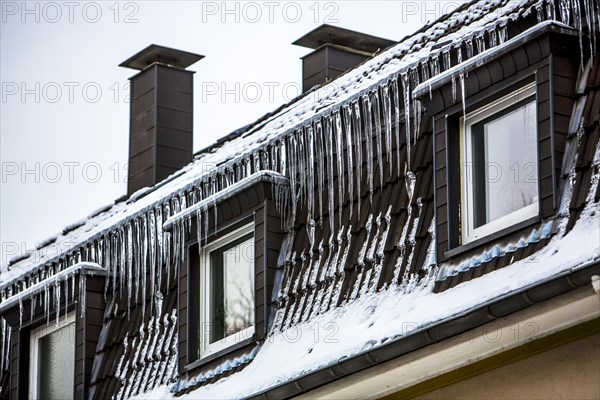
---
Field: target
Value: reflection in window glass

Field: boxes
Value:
[209,234,254,343]
[472,100,538,227]
[38,322,75,400]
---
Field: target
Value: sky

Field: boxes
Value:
[0,0,465,263]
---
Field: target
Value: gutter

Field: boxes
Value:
[247,258,600,400]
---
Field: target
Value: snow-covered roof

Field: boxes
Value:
[1,0,599,398]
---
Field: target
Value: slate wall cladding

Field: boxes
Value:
[1,1,599,399]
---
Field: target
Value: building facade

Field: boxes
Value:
[1,0,599,399]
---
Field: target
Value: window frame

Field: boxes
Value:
[460,82,540,244]
[28,312,76,400]
[199,223,255,359]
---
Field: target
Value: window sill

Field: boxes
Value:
[184,336,256,373]
[445,215,541,259]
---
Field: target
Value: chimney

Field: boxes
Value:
[293,24,396,93]
[120,44,204,197]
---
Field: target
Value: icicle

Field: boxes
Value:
[334,112,345,225]
[19,299,23,330]
[411,68,422,144]
[64,275,69,321]
[288,135,298,224]
[498,24,508,45]
[352,102,363,218]
[155,206,163,292]
[141,215,148,321]
[391,79,401,178]
[196,209,202,248]
[451,75,457,102]
[343,105,354,220]
[361,95,374,203]
[536,4,544,22]
[54,280,61,326]
[489,28,497,48]
[120,228,126,298]
[475,33,485,54]
[71,273,75,307]
[442,49,451,71]
[30,295,35,324]
[297,130,307,209]
[382,85,393,174]
[79,274,86,323]
[372,91,384,190]
[325,115,336,235]
[401,72,412,170]
[306,125,315,219]
[149,212,156,315]
[136,218,143,305]
[466,38,474,59]
[45,284,49,325]
[547,0,556,20]
[203,206,209,249]
[127,222,133,314]
[460,73,467,119]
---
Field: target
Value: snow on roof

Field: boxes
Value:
[139,198,600,399]
[1,0,547,290]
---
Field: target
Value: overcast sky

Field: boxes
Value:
[0,0,465,263]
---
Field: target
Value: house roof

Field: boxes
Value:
[1,0,599,399]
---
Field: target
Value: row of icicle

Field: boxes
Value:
[0,0,598,363]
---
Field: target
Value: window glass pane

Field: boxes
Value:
[473,100,537,227]
[210,234,254,343]
[38,322,75,400]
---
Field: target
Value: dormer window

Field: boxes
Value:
[461,83,539,243]
[200,224,255,357]
[171,171,288,374]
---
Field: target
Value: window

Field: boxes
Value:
[461,83,539,243]
[29,313,76,400]
[200,224,255,357]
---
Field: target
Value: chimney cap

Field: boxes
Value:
[292,24,396,54]
[119,44,204,71]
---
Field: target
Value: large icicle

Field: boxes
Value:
[126,223,133,314]
[382,84,393,177]
[325,116,336,236]
[343,105,354,220]
[306,125,315,220]
[361,95,374,203]
[315,120,325,224]
[391,79,402,178]
[401,72,412,170]
[372,91,384,190]
[352,101,363,218]
[141,214,148,321]
[334,111,345,227]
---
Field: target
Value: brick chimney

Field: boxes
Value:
[120,44,204,197]
[292,24,395,93]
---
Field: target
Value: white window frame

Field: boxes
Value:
[460,82,539,244]
[199,223,255,358]
[29,312,76,400]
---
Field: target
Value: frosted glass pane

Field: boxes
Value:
[38,322,75,400]
[475,101,537,226]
